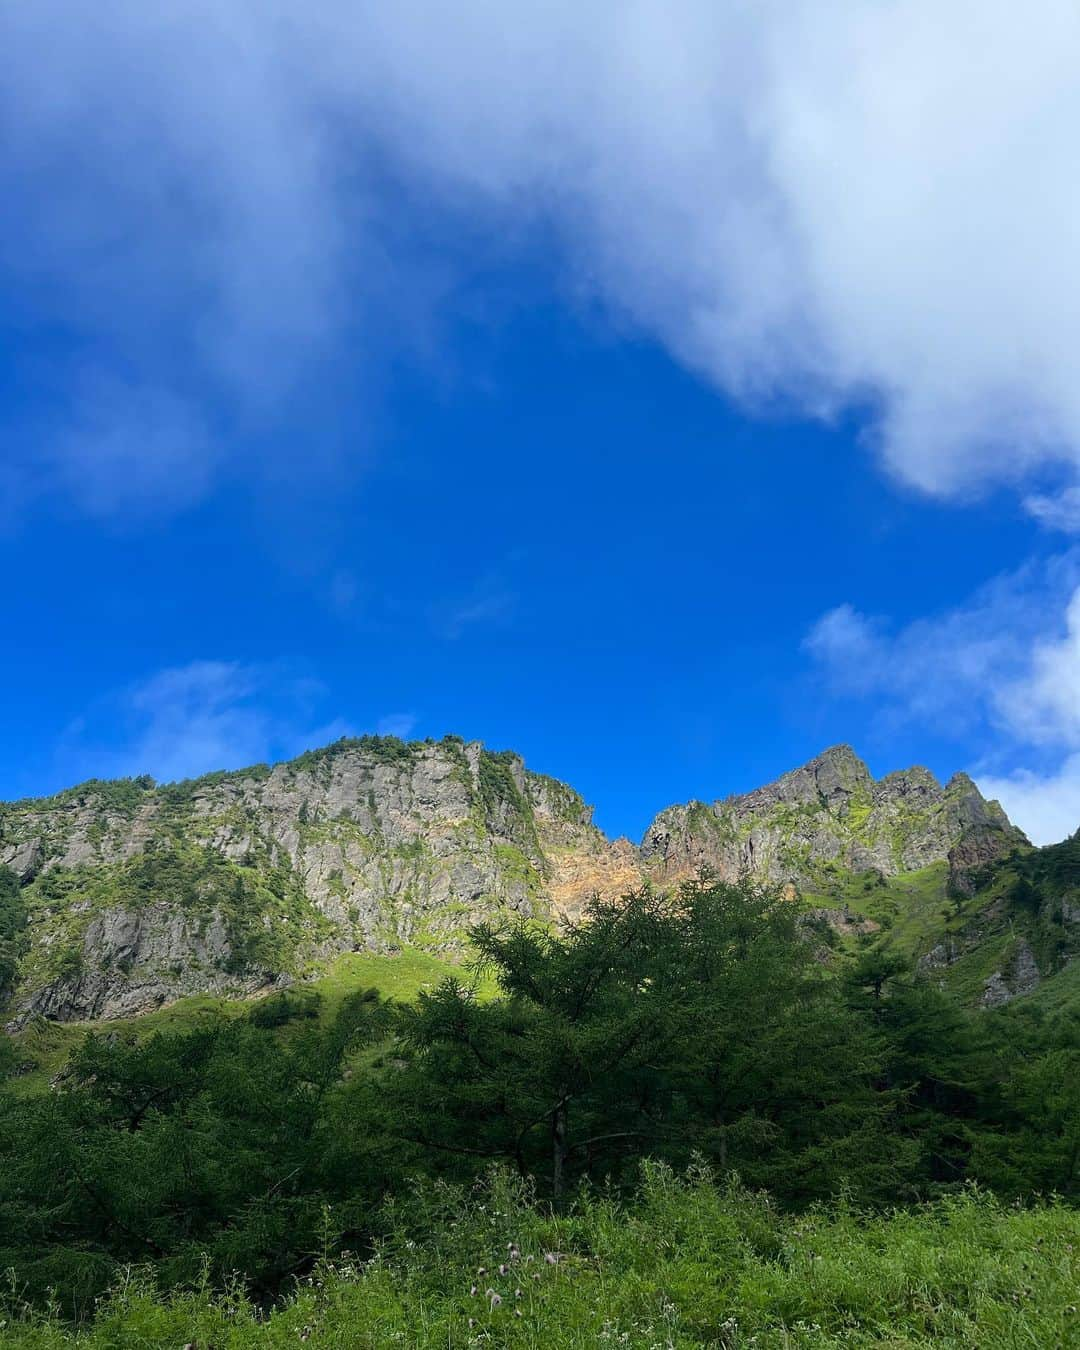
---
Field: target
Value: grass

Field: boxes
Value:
[1020,953,1080,1015]
[854,864,952,959]
[801,862,1043,997]
[801,863,950,958]
[0,1167,1075,1347]
[4,948,497,1097]
[308,947,499,1010]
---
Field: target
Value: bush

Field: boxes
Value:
[1,1169,1077,1347]
[247,988,322,1028]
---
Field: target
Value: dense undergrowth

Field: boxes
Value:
[1,1169,1077,1347]
[0,877,1078,1345]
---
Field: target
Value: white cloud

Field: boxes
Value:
[121,662,275,782]
[1025,486,1080,534]
[805,553,1080,844]
[994,587,1080,748]
[5,2,1080,515]
[978,757,1080,848]
[50,380,216,520]
[59,661,354,784]
[804,564,1066,734]
[376,712,418,739]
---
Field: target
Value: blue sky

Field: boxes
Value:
[2,2,1080,844]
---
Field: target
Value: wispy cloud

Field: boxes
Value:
[1025,487,1080,535]
[805,552,1080,844]
[376,712,418,739]
[48,378,216,521]
[58,661,354,784]
[437,571,518,640]
[5,2,1080,520]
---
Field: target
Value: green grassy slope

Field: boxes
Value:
[802,834,1080,1007]
[4,947,496,1098]
[0,1170,1076,1348]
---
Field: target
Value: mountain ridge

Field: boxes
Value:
[641,742,1025,890]
[1,735,1072,1026]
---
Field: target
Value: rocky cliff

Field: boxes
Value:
[917,829,1080,1007]
[640,744,1025,892]
[0,737,630,1024]
[0,737,1062,1025]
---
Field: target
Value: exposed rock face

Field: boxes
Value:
[947,823,1022,897]
[0,738,1032,1024]
[800,906,880,940]
[4,838,43,883]
[917,831,1080,1006]
[16,905,286,1023]
[641,746,1026,890]
[0,738,632,1024]
[982,941,1042,1007]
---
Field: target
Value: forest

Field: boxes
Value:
[0,876,1077,1346]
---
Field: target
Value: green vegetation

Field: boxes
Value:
[799,840,1080,1008]
[2,744,1077,1346]
[477,750,542,855]
[687,801,735,849]
[310,947,496,1007]
[0,776,155,821]
[966,833,1080,975]
[0,732,466,857]
[0,867,28,1003]
[157,764,273,812]
[3,948,490,1099]
[802,864,950,956]
[0,1170,1076,1347]
[845,795,873,834]
[0,875,1076,1346]
[288,735,420,779]
[526,771,591,826]
[492,842,545,898]
[16,844,325,988]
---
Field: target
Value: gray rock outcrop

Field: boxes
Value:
[982,940,1042,1007]
[0,738,1032,1024]
[0,737,632,1023]
[641,745,1026,889]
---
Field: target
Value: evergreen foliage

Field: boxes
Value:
[0,867,27,1002]
[0,875,1076,1341]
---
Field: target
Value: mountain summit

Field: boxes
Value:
[640,744,1025,891]
[0,738,1056,1024]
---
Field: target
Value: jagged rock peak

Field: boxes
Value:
[640,745,1026,889]
[0,735,1033,1026]
[724,744,872,813]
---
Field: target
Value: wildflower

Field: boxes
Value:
[488,1289,502,1309]
[544,1252,559,1265]
[468,1319,476,1329]
[477,1266,487,1275]
[515,1288,523,1298]
[499,1263,509,1276]
[515,1308,523,1318]
[470,1285,478,1296]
